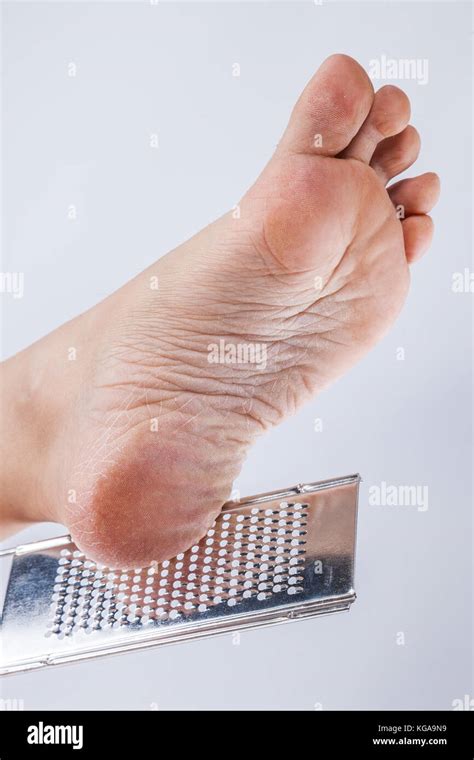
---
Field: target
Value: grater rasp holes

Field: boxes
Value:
[46,501,308,638]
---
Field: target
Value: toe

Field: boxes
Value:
[278,53,374,157]
[402,214,434,263]
[370,125,421,184]
[341,85,411,163]
[388,172,440,217]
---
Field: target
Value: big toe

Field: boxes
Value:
[277,53,374,157]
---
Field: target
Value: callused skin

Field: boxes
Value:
[0,55,440,568]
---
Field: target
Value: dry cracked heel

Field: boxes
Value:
[0,473,360,675]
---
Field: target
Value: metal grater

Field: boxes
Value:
[0,474,360,675]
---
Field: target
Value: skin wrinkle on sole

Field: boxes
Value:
[0,54,440,566]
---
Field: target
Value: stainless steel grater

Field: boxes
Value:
[0,474,360,675]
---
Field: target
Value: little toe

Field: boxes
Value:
[402,214,434,263]
[341,85,410,164]
[371,125,421,184]
[388,172,440,217]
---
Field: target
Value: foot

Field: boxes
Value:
[1,55,439,567]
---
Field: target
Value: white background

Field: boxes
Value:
[1,0,472,709]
